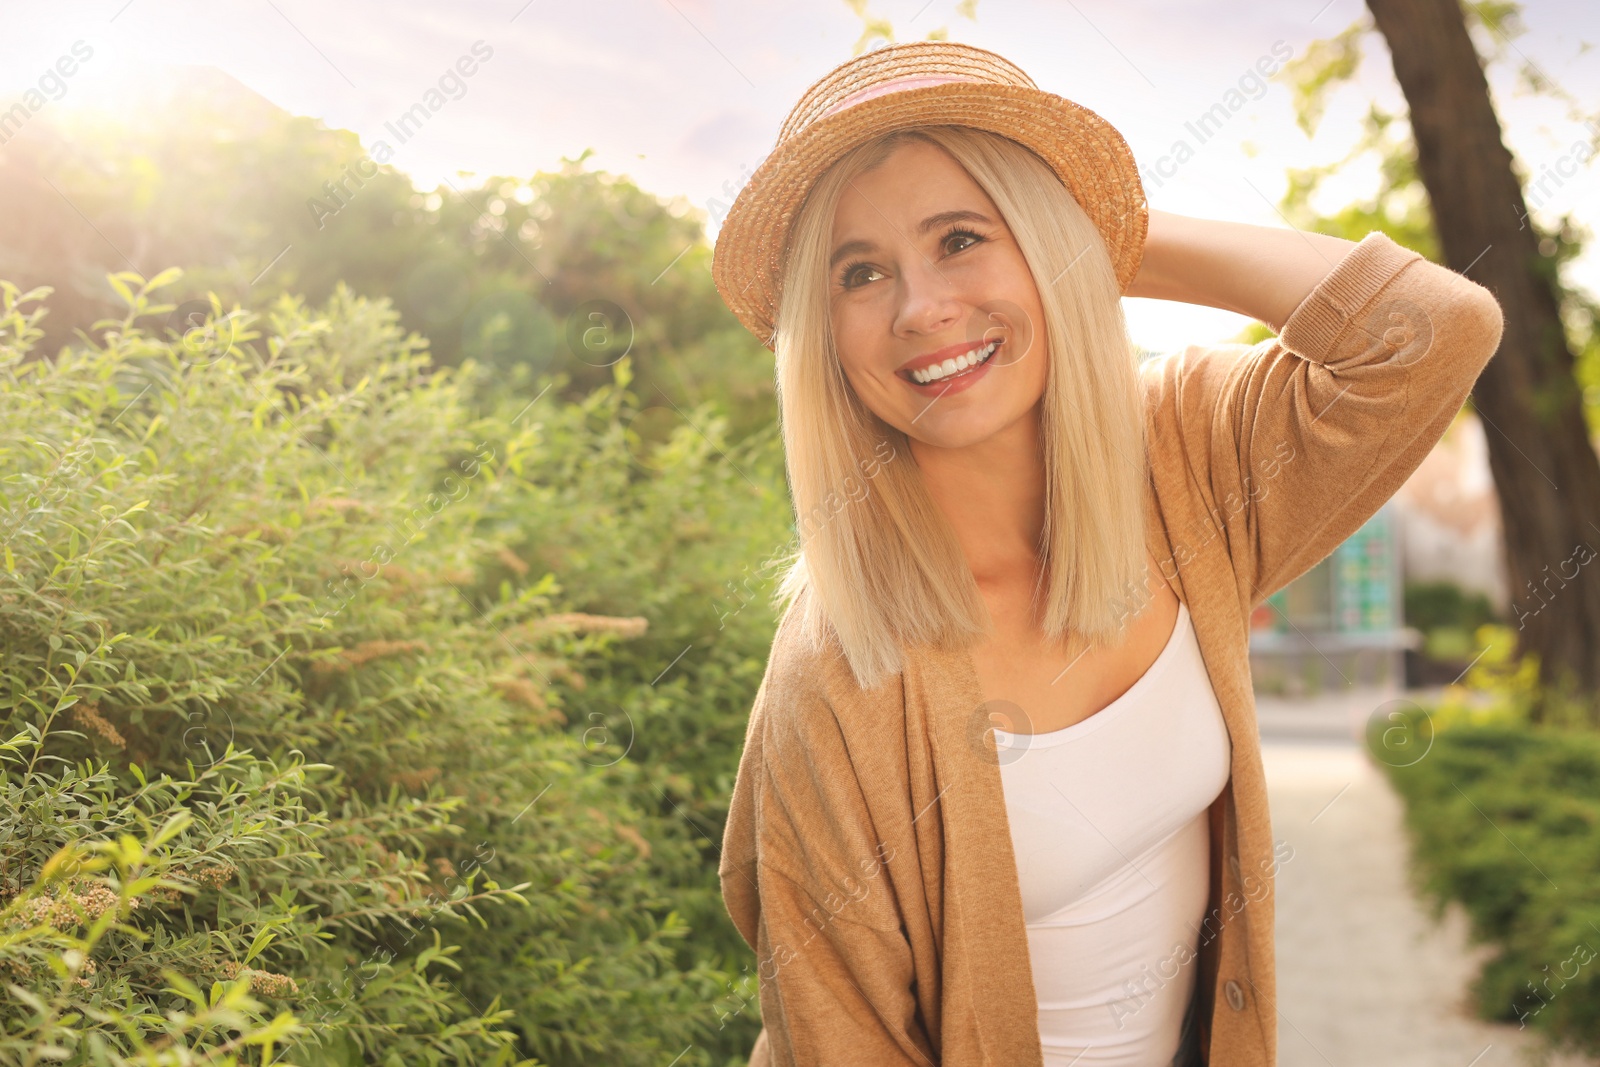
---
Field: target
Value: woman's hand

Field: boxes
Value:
[1124,209,1360,333]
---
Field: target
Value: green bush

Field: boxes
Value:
[1,272,788,1064]
[1403,579,1500,663]
[1403,580,1500,634]
[1370,688,1600,1054]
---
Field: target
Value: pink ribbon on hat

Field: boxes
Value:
[818,73,972,119]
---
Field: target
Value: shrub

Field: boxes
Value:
[1403,580,1500,663]
[1370,672,1600,1055]
[1,272,788,1065]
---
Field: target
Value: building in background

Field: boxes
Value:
[1249,412,1506,695]
[1250,501,1414,695]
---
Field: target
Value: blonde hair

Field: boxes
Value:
[769,125,1150,690]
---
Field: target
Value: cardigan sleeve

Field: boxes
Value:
[1141,229,1505,608]
[720,621,935,1067]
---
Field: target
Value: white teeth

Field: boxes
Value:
[913,341,998,384]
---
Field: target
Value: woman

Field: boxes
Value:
[711,41,1503,1067]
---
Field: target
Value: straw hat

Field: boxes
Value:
[711,40,1148,352]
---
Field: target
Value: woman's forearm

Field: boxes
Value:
[1124,209,1360,333]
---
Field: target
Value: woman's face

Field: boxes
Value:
[827,138,1048,450]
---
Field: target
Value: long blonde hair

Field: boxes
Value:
[769,125,1150,690]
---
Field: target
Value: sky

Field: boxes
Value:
[2,0,1597,354]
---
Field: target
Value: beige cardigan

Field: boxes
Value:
[719,231,1505,1066]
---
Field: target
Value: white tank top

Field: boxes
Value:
[990,599,1230,1066]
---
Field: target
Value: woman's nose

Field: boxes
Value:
[892,254,963,338]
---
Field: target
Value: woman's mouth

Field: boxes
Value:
[900,339,1002,391]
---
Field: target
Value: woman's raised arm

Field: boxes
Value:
[1126,209,1359,333]
[1131,221,1504,608]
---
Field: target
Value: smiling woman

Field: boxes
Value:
[770,124,1149,693]
[709,38,1504,1067]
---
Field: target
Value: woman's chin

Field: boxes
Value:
[900,407,1023,453]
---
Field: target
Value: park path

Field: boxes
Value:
[1257,687,1595,1067]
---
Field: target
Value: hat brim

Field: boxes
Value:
[711,82,1149,352]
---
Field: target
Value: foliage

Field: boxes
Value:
[1405,581,1501,635]
[0,94,773,439]
[842,0,978,53]
[1228,322,1277,346]
[1281,17,1366,138]
[2,816,306,1066]
[1369,702,1600,1055]
[1404,580,1501,662]
[0,270,791,1065]
[1277,96,1439,261]
[1460,622,1600,730]
[1276,1,1600,432]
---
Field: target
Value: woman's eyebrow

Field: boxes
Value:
[915,208,993,236]
[828,209,997,271]
[828,238,874,271]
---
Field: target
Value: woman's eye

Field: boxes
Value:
[842,264,882,289]
[945,231,983,255]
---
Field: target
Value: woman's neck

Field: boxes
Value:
[908,404,1048,588]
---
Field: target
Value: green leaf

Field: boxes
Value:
[163,970,206,1008]
[107,273,135,308]
[145,266,185,291]
[244,927,277,965]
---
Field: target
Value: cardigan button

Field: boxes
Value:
[1224,979,1246,1012]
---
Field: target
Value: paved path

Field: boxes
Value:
[1259,687,1594,1067]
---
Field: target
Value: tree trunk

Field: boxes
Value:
[1366,0,1600,721]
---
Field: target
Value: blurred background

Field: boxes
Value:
[1,1,1598,1064]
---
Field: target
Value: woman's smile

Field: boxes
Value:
[898,337,1003,396]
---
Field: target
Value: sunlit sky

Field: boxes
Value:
[3,0,1597,354]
